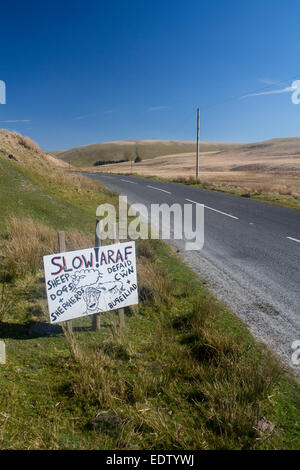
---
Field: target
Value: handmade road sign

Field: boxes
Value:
[43,241,138,324]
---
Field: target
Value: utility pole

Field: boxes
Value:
[196,107,200,182]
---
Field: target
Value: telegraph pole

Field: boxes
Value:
[196,107,200,182]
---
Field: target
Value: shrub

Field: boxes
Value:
[18,136,41,152]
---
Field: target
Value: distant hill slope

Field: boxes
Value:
[53,136,300,169]
[53,140,230,168]
[218,137,300,158]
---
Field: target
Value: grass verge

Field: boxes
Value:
[0,228,299,449]
[170,176,300,211]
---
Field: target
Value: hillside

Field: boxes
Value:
[231,137,300,157]
[0,130,69,170]
[54,137,300,170]
[0,130,115,233]
[86,137,300,204]
[217,137,300,168]
[53,140,233,167]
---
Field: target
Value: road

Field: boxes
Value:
[83,172,300,368]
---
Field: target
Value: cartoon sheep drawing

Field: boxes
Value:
[71,269,102,291]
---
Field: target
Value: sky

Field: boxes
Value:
[1,0,300,150]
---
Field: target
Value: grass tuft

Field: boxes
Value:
[0,216,92,281]
[18,136,41,153]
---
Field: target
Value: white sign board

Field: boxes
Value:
[43,241,138,323]
[0,340,5,364]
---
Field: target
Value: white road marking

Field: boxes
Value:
[287,236,300,243]
[147,185,172,194]
[185,198,239,220]
[185,198,203,205]
[121,179,138,184]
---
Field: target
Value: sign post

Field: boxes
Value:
[58,231,72,333]
[92,220,102,331]
[113,223,125,329]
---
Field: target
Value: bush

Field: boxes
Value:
[93,159,129,166]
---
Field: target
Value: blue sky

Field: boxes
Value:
[1,0,300,150]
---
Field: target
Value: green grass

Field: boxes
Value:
[0,156,117,235]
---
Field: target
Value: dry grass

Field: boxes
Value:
[137,256,171,305]
[0,216,93,281]
[0,130,66,170]
[0,216,57,280]
[18,136,41,153]
[136,239,157,261]
[171,174,300,199]
[64,229,93,251]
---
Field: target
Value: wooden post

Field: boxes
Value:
[58,231,66,252]
[58,231,72,333]
[113,223,125,329]
[92,220,102,331]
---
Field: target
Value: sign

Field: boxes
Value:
[0,341,5,364]
[43,241,138,323]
